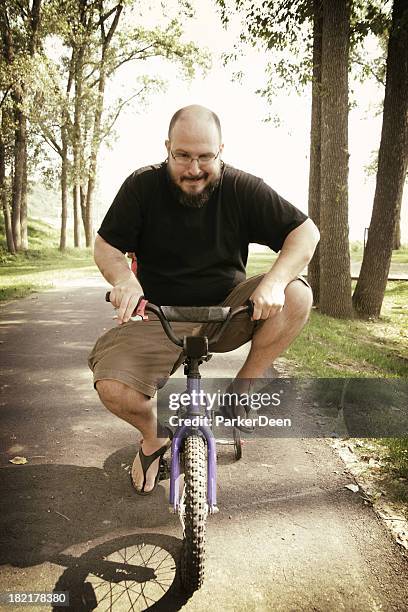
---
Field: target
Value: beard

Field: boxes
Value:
[166,164,221,209]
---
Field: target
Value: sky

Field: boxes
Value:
[95,0,407,242]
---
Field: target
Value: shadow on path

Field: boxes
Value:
[52,533,189,611]
[0,446,193,610]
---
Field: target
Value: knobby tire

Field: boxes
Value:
[180,434,207,593]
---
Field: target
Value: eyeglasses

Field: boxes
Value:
[170,150,220,166]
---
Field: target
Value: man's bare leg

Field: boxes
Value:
[95,380,169,493]
[237,280,313,383]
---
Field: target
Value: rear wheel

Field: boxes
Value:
[233,426,242,460]
[180,435,207,594]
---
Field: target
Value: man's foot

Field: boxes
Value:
[131,436,171,495]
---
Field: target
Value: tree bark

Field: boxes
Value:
[353,0,408,318]
[59,50,75,251]
[0,119,15,254]
[393,214,401,250]
[392,177,407,250]
[84,65,106,247]
[80,184,86,230]
[59,130,68,251]
[73,185,81,247]
[29,0,42,55]
[4,0,42,253]
[73,43,85,247]
[11,98,25,252]
[319,0,352,318]
[307,0,323,305]
[20,140,28,250]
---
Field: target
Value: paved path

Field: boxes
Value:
[0,281,407,611]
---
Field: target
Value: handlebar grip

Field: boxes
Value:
[105,291,111,302]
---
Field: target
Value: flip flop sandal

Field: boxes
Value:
[131,427,173,496]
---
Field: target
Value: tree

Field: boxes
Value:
[218,0,393,317]
[0,102,15,253]
[307,0,322,304]
[353,18,407,251]
[217,0,352,314]
[0,0,43,252]
[353,0,408,318]
[32,1,209,249]
[319,0,352,318]
[9,0,209,251]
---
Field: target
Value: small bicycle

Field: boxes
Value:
[105,293,252,594]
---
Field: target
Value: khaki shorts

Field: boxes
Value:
[88,274,311,398]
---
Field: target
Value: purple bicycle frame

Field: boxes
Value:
[169,377,217,512]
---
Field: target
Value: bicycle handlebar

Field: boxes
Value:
[105,291,253,348]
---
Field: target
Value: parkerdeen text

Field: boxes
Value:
[168,415,292,428]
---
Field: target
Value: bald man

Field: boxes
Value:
[89,104,320,494]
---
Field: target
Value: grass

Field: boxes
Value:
[246,253,407,380]
[0,218,97,302]
[349,242,408,264]
[378,439,408,482]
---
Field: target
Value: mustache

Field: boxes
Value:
[180,173,208,182]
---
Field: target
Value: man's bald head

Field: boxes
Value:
[165,104,223,208]
[168,105,222,143]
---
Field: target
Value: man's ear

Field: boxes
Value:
[165,139,170,154]
[220,143,225,155]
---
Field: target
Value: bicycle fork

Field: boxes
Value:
[169,376,218,515]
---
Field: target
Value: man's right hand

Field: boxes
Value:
[93,236,144,323]
[109,279,143,324]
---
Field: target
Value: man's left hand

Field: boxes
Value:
[249,277,286,321]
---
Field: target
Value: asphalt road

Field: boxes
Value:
[0,278,407,612]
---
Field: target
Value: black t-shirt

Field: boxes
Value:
[98,162,308,306]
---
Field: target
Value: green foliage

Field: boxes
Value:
[51,3,208,175]
[0,0,211,254]
[217,0,392,110]
[379,438,408,480]
[350,240,364,254]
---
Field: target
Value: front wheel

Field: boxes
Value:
[180,435,207,594]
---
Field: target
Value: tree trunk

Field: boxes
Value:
[1,7,16,254]
[83,5,122,249]
[59,131,68,251]
[0,124,15,254]
[73,44,85,247]
[353,0,408,318]
[11,100,25,252]
[84,66,106,247]
[28,0,42,55]
[80,184,86,230]
[73,186,81,247]
[307,0,323,305]
[392,204,402,250]
[319,0,352,318]
[20,135,28,250]
[59,48,75,251]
